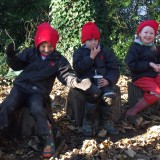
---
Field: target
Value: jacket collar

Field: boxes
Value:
[37,49,61,60]
[134,38,153,46]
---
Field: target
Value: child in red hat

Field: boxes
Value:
[0,22,98,158]
[125,20,160,126]
[73,22,120,136]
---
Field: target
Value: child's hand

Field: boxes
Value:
[150,62,159,72]
[157,64,160,72]
[6,42,16,56]
[98,78,109,88]
[90,46,100,59]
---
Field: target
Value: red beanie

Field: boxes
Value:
[81,22,100,43]
[136,20,159,35]
[34,22,59,48]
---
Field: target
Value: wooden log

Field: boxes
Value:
[7,96,55,138]
[7,107,36,138]
[65,88,85,126]
[128,81,144,108]
[65,85,122,126]
[127,81,160,115]
[110,85,122,121]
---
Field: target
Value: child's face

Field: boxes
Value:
[39,42,54,55]
[139,26,156,45]
[85,39,99,49]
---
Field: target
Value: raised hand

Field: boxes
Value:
[6,42,16,56]
[90,46,100,59]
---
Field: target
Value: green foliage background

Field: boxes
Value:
[0,0,160,76]
[0,0,50,75]
[50,0,160,72]
[49,0,112,61]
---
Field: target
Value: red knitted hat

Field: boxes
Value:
[81,22,100,43]
[136,20,159,35]
[34,22,59,48]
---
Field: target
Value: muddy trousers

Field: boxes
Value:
[0,86,49,135]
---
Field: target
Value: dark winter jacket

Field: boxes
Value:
[125,43,160,82]
[7,47,74,95]
[73,45,120,86]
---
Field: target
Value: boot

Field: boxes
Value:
[100,105,119,135]
[102,120,119,135]
[40,122,55,158]
[125,98,148,117]
[40,135,55,158]
[82,102,97,136]
[125,98,148,127]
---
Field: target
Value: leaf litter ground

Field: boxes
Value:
[0,76,160,160]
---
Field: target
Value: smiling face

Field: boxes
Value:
[85,39,99,49]
[139,26,156,45]
[39,41,55,56]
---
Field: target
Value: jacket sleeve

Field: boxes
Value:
[103,50,120,85]
[6,48,30,71]
[73,48,94,74]
[56,56,75,85]
[125,45,150,72]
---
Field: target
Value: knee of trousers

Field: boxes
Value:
[85,84,102,94]
[85,86,102,103]
[30,106,46,117]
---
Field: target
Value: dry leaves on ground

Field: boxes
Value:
[0,75,160,160]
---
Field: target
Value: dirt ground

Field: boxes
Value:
[0,76,160,160]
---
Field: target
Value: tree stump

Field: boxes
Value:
[65,85,122,126]
[7,107,37,138]
[7,96,55,138]
[127,81,160,115]
[65,88,85,126]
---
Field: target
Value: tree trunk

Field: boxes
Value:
[7,96,54,138]
[65,85,121,126]
[127,82,160,115]
[65,88,85,126]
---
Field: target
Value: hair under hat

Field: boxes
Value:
[136,20,159,35]
[81,22,100,43]
[34,22,59,48]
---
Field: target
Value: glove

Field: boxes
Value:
[74,78,92,91]
[66,75,103,103]
[6,42,16,56]
[66,76,92,91]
